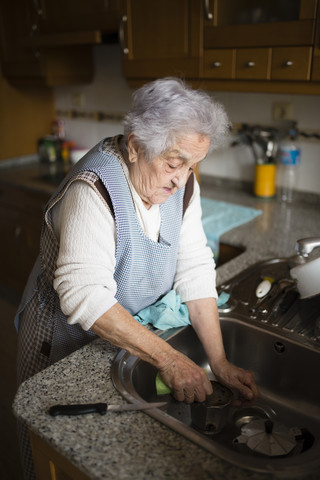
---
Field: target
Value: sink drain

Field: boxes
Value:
[274,341,286,353]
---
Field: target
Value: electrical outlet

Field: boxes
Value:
[72,92,85,108]
[272,102,292,121]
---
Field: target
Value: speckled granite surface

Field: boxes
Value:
[200,176,320,287]
[8,164,320,480]
[13,340,269,480]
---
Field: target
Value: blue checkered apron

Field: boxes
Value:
[15,136,187,479]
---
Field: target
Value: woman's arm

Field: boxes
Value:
[52,180,118,330]
[91,302,213,403]
[186,297,260,405]
[173,178,217,303]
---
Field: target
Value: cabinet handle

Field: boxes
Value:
[119,15,129,55]
[284,60,294,67]
[204,0,213,21]
[246,61,255,68]
[32,0,43,16]
[29,25,41,59]
[15,226,22,240]
[212,61,221,68]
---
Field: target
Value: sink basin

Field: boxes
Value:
[216,242,245,267]
[112,258,320,478]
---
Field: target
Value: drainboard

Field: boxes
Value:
[111,258,320,478]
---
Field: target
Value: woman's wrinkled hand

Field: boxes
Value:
[158,350,213,404]
[212,358,260,407]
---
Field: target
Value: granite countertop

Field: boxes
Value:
[10,161,320,480]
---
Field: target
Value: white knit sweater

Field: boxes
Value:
[52,161,217,331]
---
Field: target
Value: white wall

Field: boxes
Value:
[54,44,320,194]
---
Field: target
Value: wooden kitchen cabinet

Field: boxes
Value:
[121,0,320,94]
[235,48,271,80]
[202,0,319,92]
[0,0,120,86]
[29,0,121,35]
[120,0,202,80]
[30,431,91,480]
[271,47,312,80]
[203,0,317,48]
[0,183,49,294]
[203,49,235,79]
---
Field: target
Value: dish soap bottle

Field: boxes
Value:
[276,131,301,203]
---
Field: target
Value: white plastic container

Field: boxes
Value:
[70,148,89,164]
[290,257,320,299]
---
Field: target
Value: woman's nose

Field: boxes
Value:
[172,167,190,189]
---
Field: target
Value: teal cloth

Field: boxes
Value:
[134,290,230,330]
[200,197,262,259]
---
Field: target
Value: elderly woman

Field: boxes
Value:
[16,77,258,479]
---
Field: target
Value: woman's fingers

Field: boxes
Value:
[159,352,212,403]
[159,352,260,407]
[214,361,260,406]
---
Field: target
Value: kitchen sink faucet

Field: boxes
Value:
[295,237,320,258]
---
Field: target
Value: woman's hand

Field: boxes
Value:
[212,358,259,406]
[158,350,213,404]
[186,298,259,406]
[92,302,212,404]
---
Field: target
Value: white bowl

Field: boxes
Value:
[70,148,89,164]
[290,257,320,299]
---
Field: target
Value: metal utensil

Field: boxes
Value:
[191,381,233,435]
[48,401,167,417]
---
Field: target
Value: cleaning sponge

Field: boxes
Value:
[155,372,172,395]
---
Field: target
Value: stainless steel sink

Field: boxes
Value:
[112,258,320,478]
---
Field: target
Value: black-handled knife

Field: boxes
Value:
[48,401,167,417]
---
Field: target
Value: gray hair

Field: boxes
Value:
[123,77,230,161]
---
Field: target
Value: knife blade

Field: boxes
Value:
[48,401,167,417]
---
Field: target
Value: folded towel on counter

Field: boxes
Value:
[200,197,262,259]
[134,289,230,330]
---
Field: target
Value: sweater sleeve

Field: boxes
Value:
[52,180,118,331]
[173,178,218,302]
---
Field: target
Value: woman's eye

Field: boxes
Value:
[167,163,178,170]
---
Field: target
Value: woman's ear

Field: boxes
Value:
[127,134,139,163]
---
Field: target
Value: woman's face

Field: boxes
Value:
[127,132,210,209]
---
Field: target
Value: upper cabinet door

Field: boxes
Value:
[120,0,202,79]
[29,0,121,34]
[0,0,121,86]
[199,0,320,93]
[204,0,318,48]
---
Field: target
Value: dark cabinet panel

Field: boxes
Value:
[0,0,121,85]
[0,184,49,293]
[121,0,201,79]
